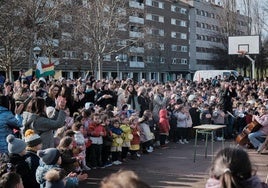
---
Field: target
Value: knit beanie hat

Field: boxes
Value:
[24,129,42,147]
[6,134,26,154]
[37,148,61,165]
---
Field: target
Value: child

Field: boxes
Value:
[64,107,74,129]
[174,105,189,144]
[120,116,133,161]
[110,119,123,165]
[211,105,225,141]
[206,147,268,188]
[129,115,141,160]
[0,172,24,188]
[200,103,212,124]
[36,148,87,188]
[44,168,65,188]
[24,129,42,188]
[158,109,170,148]
[101,114,113,167]
[57,136,82,174]
[139,110,154,153]
[6,134,32,188]
[72,122,91,171]
[87,113,106,168]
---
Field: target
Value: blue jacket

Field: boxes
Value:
[0,106,21,153]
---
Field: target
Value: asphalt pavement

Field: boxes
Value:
[79,139,268,188]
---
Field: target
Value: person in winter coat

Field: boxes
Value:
[206,146,268,188]
[22,97,66,149]
[6,134,32,188]
[110,119,123,165]
[44,168,65,188]
[95,83,117,109]
[174,105,190,144]
[87,113,106,168]
[139,110,154,153]
[24,129,42,188]
[158,109,170,148]
[129,115,141,160]
[36,148,87,188]
[0,95,22,154]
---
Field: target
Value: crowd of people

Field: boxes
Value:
[0,74,268,187]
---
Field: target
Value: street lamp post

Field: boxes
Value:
[33,46,41,64]
[115,55,121,79]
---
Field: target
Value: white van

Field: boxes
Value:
[193,70,239,82]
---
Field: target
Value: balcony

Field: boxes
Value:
[129,31,144,38]
[129,46,144,53]
[129,1,144,9]
[129,16,144,24]
[129,61,144,68]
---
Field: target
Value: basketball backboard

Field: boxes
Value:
[228,35,260,55]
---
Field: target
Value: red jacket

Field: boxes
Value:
[158,109,170,134]
[88,122,107,137]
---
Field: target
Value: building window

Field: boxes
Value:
[62,32,72,41]
[149,28,164,36]
[150,0,164,9]
[172,58,179,64]
[103,54,111,61]
[180,33,187,39]
[147,56,153,63]
[117,40,127,46]
[146,14,164,23]
[160,57,165,64]
[62,15,72,23]
[180,59,187,64]
[180,8,187,14]
[171,45,177,51]
[159,43,164,50]
[118,23,127,31]
[83,52,90,60]
[181,46,188,52]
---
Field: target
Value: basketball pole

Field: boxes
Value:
[244,54,255,80]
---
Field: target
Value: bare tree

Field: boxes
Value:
[0,0,62,80]
[73,0,132,79]
[0,1,29,80]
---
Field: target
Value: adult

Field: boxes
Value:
[46,84,60,107]
[0,94,21,154]
[95,82,117,109]
[137,86,150,117]
[22,96,66,149]
[126,84,140,113]
[218,82,237,138]
[206,147,268,188]
[248,105,268,151]
[152,85,168,123]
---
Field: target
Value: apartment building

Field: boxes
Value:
[8,0,249,82]
[53,0,190,82]
[184,0,249,72]
[59,0,249,81]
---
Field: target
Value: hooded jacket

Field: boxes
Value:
[0,106,21,153]
[158,109,170,135]
[22,110,66,149]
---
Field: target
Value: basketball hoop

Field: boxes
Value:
[237,50,247,58]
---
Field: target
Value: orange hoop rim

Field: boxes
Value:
[237,50,248,55]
